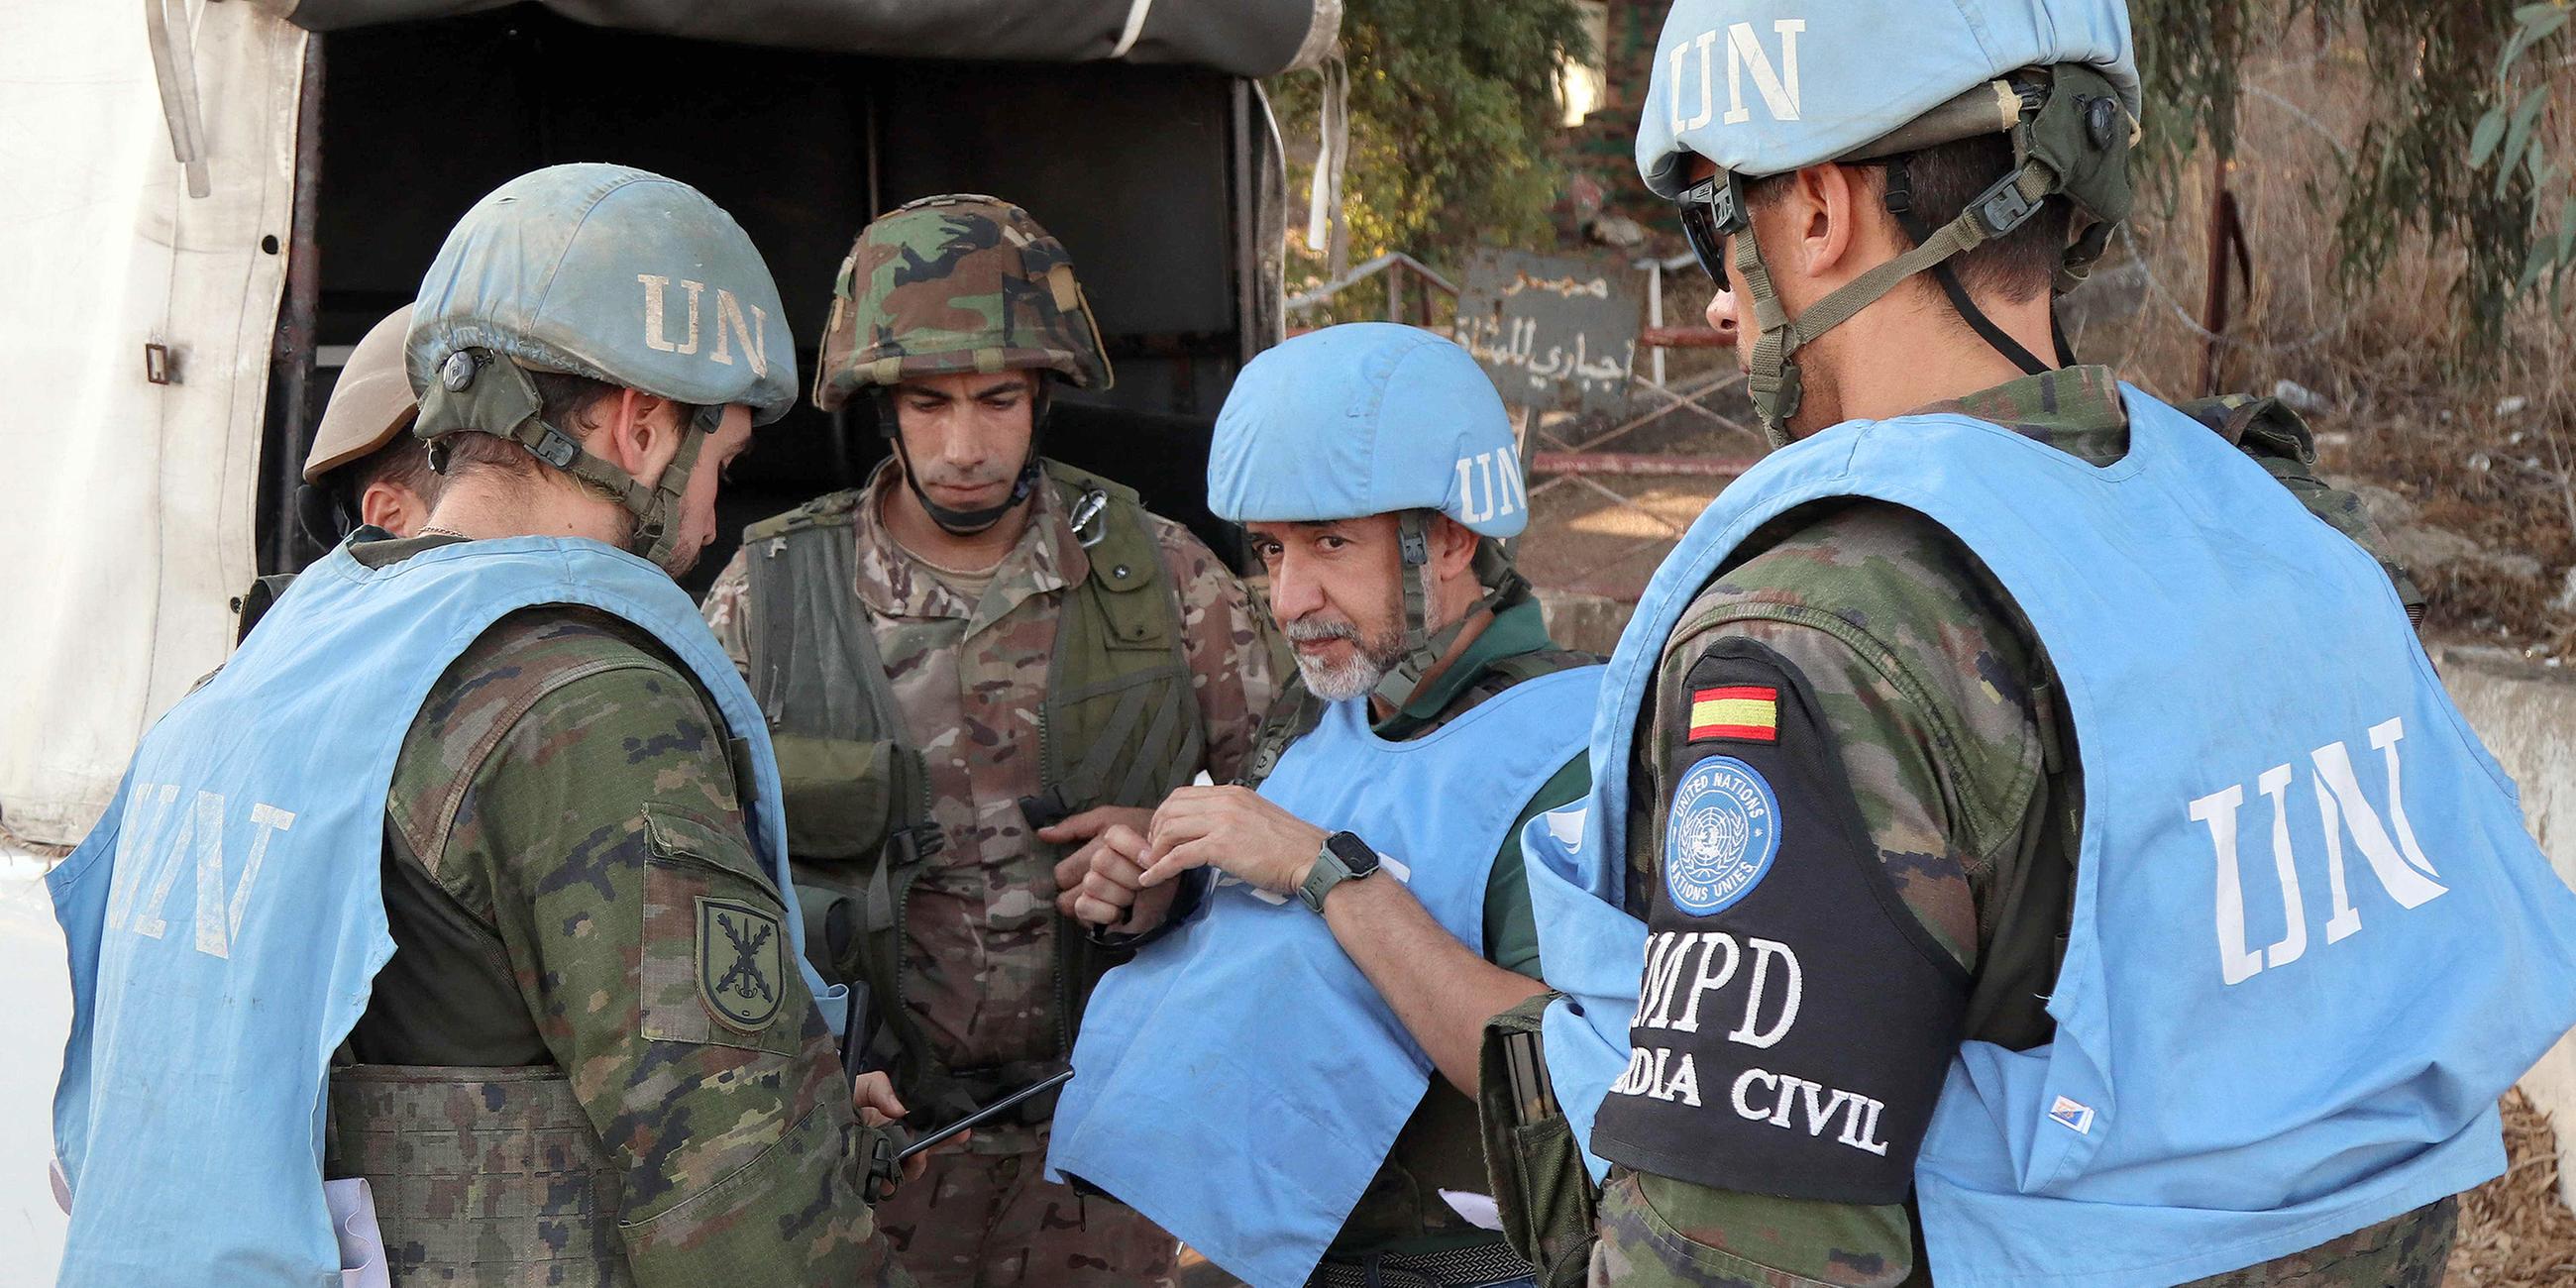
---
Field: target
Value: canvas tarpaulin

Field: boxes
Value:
[256,0,1341,77]
[0,1,304,846]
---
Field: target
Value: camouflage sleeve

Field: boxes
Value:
[412,628,905,1286]
[1594,507,2049,1288]
[2177,394,2428,624]
[1151,516,1280,783]
[699,546,756,680]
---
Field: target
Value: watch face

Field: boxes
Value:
[1326,831,1379,877]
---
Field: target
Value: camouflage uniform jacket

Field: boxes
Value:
[338,533,906,1287]
[1592,369,2454,1288]
[700,460,1277,1154]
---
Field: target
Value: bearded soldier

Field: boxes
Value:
[51,164,910,1287]
[1046,323,1600,1288]
[1500,2,2576,1287]
[700,193,1277,1288]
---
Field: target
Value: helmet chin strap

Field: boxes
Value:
[879,383,1049,537]
[1367,515,1530,709]
[627,417,712,568]
[414,350,716,570]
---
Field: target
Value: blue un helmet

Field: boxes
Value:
[407,163,797,567]
[1639,0,2140,440]
[1209,323,1529,705]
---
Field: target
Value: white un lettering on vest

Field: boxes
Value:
[2188,715,2448,987]
[102,782,298,961]
[1587,640,1969,1206]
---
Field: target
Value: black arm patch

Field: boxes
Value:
[1589,637,1972,1206]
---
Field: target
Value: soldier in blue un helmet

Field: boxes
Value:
[1491,2,2576,1286]
[1045,323,1606,1288]
[48,164,913,1286]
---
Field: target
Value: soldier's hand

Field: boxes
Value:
[852,1071,951,1186]
[1140,785,1328,895]
[1059,824,1180,932]
[853,1070,908,1127]
[1038,805,1154,849]
[1042,807,1153,913]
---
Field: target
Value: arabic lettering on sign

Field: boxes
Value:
[1452,250,1640,415]
[1501,274,1614,300]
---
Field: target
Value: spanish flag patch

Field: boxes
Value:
[1688,685,1779,743]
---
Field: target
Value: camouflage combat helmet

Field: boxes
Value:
[814,194,1113,535]
[811,193,1113,411]
[407,163,796,567]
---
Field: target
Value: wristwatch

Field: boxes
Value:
[1299,830,1381,913]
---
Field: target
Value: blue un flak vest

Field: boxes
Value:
[1046,665,1600,1288]
[1524,387,2576,1287]
[48,536,838,1288]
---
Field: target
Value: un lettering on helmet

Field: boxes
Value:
[638,274,771,381]
[1664,19,1806,134]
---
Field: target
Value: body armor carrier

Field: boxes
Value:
[740,460,1202,1121]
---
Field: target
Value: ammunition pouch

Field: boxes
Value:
[1477,993,1597,1288]
[325,1063,628,1286]
[775,733,930,863]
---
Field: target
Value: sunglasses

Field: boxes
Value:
[1675,172,1747,286]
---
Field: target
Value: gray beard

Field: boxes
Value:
[1286,618,1404,704]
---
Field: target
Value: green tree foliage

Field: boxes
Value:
[2135,0,2563,328]
[1271,0,1591,281]
[2472,3,2574,301]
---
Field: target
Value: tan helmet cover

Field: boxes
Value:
[302,306,419,483]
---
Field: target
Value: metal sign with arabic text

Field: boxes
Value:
[1452,250,1639,415]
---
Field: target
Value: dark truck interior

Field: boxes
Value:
[257,3,1278,597]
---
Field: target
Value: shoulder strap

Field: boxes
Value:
[1236,680,1329,791]
[1477,646,1601,691]
[742,487,868,546]
[234,573,299,645]
[1041,460,1162,598]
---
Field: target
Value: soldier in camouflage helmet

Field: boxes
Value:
[237,305,446,642]
[1467,2,2541,1287]
[700,193,1278,1288]
[51,163,914,1287]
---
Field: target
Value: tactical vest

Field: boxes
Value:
[1232,621,1598,1259]
[326,1064,628,1286]
[1526,387,2576,1286]
[740,459,1202,1112]
[1048,664,1603,1288]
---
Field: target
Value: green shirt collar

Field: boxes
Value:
[347,526,467,570]
[1376,594,1555,736]
[1910,364,2131,467]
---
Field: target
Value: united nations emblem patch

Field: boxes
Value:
[1664,756,1781,915]
[697,897,784,1032]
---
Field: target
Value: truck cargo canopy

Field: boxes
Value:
[254,0,1340,76]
